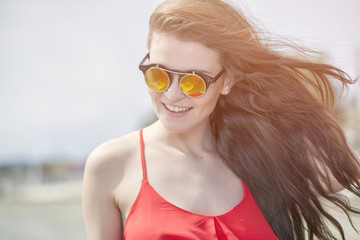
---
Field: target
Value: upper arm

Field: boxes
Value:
[82,144,124,240]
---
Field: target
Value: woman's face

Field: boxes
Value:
[147,32,228,133]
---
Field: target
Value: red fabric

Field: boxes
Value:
[122,129,278,239]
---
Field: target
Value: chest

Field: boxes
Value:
[115,148,244,227]
[147,153,244,216]
[122,178,279,240]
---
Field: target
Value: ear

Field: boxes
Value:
[221,73,234,95]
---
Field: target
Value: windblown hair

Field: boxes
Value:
[147,0,360,239]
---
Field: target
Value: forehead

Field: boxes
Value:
[149,32,221,73]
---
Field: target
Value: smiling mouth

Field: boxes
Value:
[164,103,192,113]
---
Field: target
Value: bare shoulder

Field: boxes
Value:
[84,130,141,185]
[83,130,141,240]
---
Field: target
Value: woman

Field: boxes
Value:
[82,0,360,239]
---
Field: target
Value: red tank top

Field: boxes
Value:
[122,129,278,240]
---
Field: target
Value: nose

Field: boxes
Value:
[164,74,185,102]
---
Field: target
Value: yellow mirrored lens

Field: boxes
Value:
[145,68,169,91]
[180,74,206,97]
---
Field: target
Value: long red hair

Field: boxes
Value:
[148,0,360,239]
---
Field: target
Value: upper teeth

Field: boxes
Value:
[165,104,190,112]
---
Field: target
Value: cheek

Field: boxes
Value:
[197,91,221,115]
[206,82,224,102]
[148,90,162,110]
[148,89,160,100]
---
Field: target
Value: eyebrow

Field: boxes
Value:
[150,61,215,76]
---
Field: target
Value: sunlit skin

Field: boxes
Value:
[83,32,350,240]
[82,0,360,238]
[82,32,244,240]
[148,32,229,135]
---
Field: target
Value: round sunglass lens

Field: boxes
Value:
[145,68,170,91]
[180,75,206,97]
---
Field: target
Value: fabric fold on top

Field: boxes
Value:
[122,129,279,240]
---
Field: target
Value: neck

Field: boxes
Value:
[149,120,216,156]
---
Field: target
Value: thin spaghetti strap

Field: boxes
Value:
[139,129,147,180]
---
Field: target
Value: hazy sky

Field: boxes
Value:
[1,0,359,164]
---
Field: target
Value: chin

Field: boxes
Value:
[158,118,190,133]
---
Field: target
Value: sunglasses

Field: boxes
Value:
[139,53,225,97]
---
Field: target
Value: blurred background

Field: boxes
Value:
[0,0,359,239]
